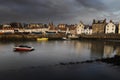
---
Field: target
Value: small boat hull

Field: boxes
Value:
[37,38,48,41]
[14,48,34,51]
[62,37,67,40]
[14,45,34,51]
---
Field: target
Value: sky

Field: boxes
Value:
[0,0,120,25]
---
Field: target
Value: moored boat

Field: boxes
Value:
[37,38,48,41]
[14,45,34,51]
[68,35,79,40]
[62,37,67,40]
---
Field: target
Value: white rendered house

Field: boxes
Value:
[118,22,120,34]
[84,26,92,35]
[105,20,116,34]
[76,21,85,35]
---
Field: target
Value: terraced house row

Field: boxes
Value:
[77,19,120,35]
[0,22,76,35]
[0,19,120,35]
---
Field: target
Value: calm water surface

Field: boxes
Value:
[0,40,120,70]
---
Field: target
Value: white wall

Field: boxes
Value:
[105,22,116,34]
[119,23,120,34]
[84,28,92,35]
[76,22,85,34]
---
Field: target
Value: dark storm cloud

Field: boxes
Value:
[75,0,107,10]
[0,0,120,24]
[0,0,75,24]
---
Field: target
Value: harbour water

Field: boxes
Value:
[0,40,119,70]
[0,40,120,80]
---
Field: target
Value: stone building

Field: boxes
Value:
[92,19,106,34]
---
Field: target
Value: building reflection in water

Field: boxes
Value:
[70,40,120,60]
[116,47,120,56]
[73,40,92,61]
[103,45,115,58]
[90,41,104,59]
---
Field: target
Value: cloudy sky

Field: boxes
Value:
[0,0,120,24]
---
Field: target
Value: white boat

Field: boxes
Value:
[62,37,67,40]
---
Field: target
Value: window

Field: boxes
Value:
[112,25,114,27]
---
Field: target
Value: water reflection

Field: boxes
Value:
[73,41,91,60]
[104,45,115,57]
[0,40,120,70]
[90,41,104,59]
[103,41,120,57]
[14,51,32,55]
[77,40,120,59]
[116,47,120,56]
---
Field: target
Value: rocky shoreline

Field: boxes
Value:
[0,55,120,80]
[59,55,120,66]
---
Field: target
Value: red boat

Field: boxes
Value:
[14,45,34,51]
